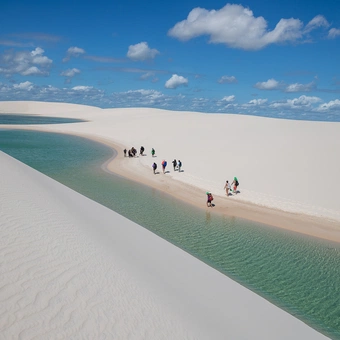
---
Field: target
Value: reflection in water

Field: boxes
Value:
[0,114,85,125]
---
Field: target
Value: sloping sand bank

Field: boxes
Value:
[0,151,329,339]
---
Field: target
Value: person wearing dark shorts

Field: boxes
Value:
[206,192,213,207]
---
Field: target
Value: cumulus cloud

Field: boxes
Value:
[168,4,313,50]
[270,95,322,109]
[127,42,159,61]
[63,46,85,62]
[0,47,52,76]
[285,82,315,92]
[316,99,340,111]
[328,28,340,39]
[218,75,237,84]
[304,15,330,33]
[221,95,235,102]
[165,74,188,89]
[248,98,268,105]
[13,81,34,91]
[255,79,280,90]
[61,68,81,77]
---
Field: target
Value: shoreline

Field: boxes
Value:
[72,132,340,244]
[1,125,340,243]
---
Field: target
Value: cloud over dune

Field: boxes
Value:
[0,47,52,76]
[168,4,330,50]
[165,74,188,89]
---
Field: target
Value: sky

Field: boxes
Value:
[1,0,340,120]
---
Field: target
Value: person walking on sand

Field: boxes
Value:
[140,146,145,155]
[206,192,214,207]
[178,160,182,172]
[152,162,157,174]
[151,148,155,157]
[161,160,167,174]
[231,177,239,194]
[224,180,231,196]
[172,159,177,171]
[123,148,127,157]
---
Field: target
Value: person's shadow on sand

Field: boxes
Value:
[164,170,170,174]
[211,203,215,207]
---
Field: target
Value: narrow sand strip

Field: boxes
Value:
[0,151,329,339]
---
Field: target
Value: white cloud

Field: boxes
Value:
[248,99,268,105]
[72,86,93,91]
[165,74,188,89]
[255,79,280,90]
[221,95,235,102]
[316,99,340,111]
[67,46,85,56]
[218,75,237,84]
[63,46,85,62]
[168,4,307,50]
[270,95,322,109]
[304,15,330,33]
[0,47,52,76]
[328,28,340,39]
[21,66,44,76]
[126,89,163,100]
[61,68,81,77]
[13,81,34,91]
[285,82,315,92]
[127,42,159,61]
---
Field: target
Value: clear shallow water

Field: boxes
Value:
[0,114,85,124]
[1,129,340,339]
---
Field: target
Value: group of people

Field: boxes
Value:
[123,146,148,158]
[207,177,239,207]
[152,159,182,174]
[123,145,240,208]
[224,177,239,196]
[123,146,182,175]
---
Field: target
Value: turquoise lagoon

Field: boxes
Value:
[1,129,339,339]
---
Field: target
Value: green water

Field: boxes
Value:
[1,129,339,339]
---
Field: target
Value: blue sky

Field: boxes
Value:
[1,0,340,120]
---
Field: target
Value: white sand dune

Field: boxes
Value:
[0,151,329,339]
[1,101,339,240]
